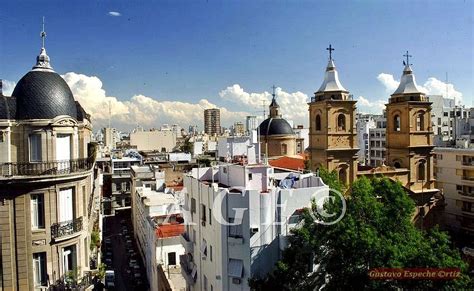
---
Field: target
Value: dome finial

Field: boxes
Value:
[326,44,334,61]
[32,16,53,72]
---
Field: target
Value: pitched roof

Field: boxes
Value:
[268,155,305,171]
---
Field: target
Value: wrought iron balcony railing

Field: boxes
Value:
[0,158,93,177]
[51,217,83,240]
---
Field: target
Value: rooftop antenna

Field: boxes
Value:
[41,16,46,49]
[326,44,334,61]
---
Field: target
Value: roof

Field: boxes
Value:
[316,60,347,93]
[0,96,16,120]
[269,155,305,171]
[156,223,185,238]
[12,70,78,120]
[392,65,423,95]
[258,117,295,136]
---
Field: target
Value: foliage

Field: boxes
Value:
[250,175,473,290]
[97,263,106,279]
[180,138,193,153]
[90,230,100,251]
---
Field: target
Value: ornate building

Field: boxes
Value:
[308,46,358,186]
[0,26,98,290]
[385,53,438,203]
[258,89,297,158]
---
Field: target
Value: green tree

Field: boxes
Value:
[250,175,472,290]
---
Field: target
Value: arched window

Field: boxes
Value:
[315,115,321,131]
[416,112,425,131]
[417,161,426,181]
[337,114,346,131]
[281,143,287,155]
[394,161,401,168]
[339,167,347,185]
[394,115,401,132]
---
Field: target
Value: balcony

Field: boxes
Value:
[0,158,93,179]
[180,254,197,285]
[51,217,83,241]
[180,233,194,254]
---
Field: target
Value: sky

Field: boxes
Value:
[1,0,472,131]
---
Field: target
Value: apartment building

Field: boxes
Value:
[434,147,474,235]
[130,128,178,152]
[368,116,387,167]
[180,164,329,291]
[356,114,377,165]
[0,38,99,289]
[204,109,221,136]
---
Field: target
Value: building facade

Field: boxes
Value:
[130,129,177,152]
[0,38,98,290]
[434,147,474,236]
[204,109,221,136]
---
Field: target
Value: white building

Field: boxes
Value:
[434,147,474,236]
[217,135,259,163]
[131,165,187,291]
[368,116,387,167]
[180,164,329,291]
[245,116,258,135]
[356,114,377,165]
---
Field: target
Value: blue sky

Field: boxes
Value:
[1,0,472,130]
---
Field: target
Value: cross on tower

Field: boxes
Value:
[326,44,334,60]
[41,16,46,48]
[271,85,277,97]
[403,50,412,66]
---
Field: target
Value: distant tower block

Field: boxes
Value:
[308,45,358,187]
[204,108,221,135]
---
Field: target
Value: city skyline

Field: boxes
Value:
[1,0,472,130]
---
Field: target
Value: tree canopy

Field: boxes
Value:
[250,171,472,290]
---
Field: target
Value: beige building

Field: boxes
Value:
[0,36,98,290]
[130,129,177,152]
[434,147,474,235]
[204,109,221,136]
[308,51,359,186]
[258,93,297,158]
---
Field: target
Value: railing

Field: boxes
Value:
[51,217,83,240]
[462,160,474,166]
[48,271,94,291]
[0,158,93,177]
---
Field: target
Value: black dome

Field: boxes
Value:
[258,117,295,136]
[12,70,78,120]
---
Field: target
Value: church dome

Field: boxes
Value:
[258,117,295,136]
[12,70,78,120]
[391,64,423,95]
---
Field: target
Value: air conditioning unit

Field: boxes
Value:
[232,278,241,284]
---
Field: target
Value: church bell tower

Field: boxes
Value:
[308,45,358,187]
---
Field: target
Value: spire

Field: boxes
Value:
[32,17,53,72]
[270,85,278,107]
[316,45,347,93]
[269,85,280,118]
[392,51,422,95]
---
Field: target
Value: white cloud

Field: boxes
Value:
[377,73,463,104]
[357,96,385,114]
[62,72,249,131]
[1,80,16,96]
[108,11,121,17]
[219,84,309,126]
[376,73,399,93]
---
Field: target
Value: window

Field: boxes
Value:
[456,185,462,191]
[201,204,206,222]
[193,229,196,245]
[315,115,321,131]
[338,168,347,185]
[59,188,74,222]
[281,144,287,155]
[223,167,227,174]
[31,194,45,229]
[228,258,244,278]
[201,239,208,256]
[337,114,346,131]
[248,173,253,180]
[394,161,401,168]
[29,134,42,162]
[33,252,47,287]
[393,115,400,132]
[228,218,243,238]
[416,113,425,131]
[0,131,4,143]
[456,155,461,161]
[209,208,212,225]
[204,275,208,291]
[191,198,196,213]
[417,161,426,181]
[462,202,473,213]
[168,252,176,265]
[210,245,213,262]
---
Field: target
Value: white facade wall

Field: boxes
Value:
[130,130,177,152]
[182,164,329,291]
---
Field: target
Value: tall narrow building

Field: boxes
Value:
[308,46,358,186]
[204,108,221,136]
[385,53,438,197]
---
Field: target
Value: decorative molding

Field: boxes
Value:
[32,239,46,246]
